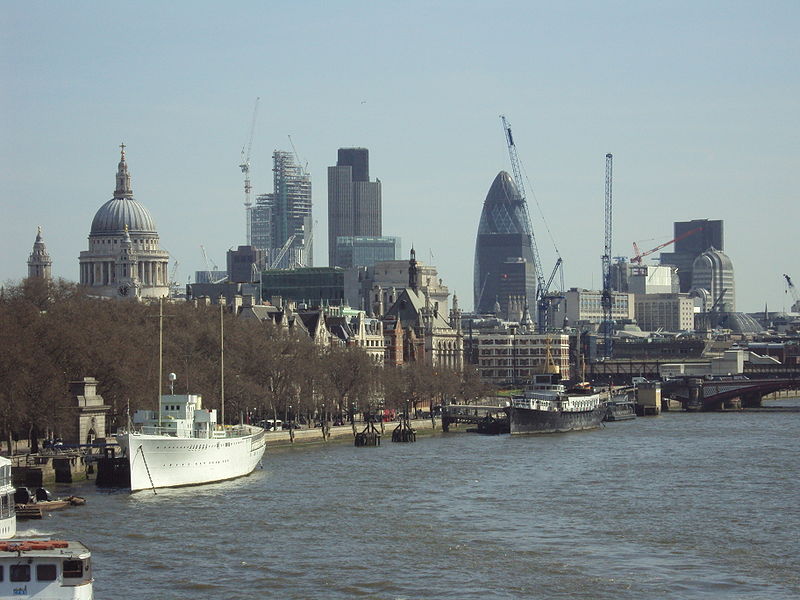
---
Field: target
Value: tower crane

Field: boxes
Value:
[499,115,562,331]
[784,274,800,311]
[601,153,613,358]
[240,97,260,245]
[200,245,224,283]
[287,135,308,175]
[270,234,297,269]
[631,226,703,264]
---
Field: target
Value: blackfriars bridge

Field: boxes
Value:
[660,376,799,411]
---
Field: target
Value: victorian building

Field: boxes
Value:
[381,249,464,370]
[79,146,170,300]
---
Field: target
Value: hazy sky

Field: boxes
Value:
[2,1,797,312]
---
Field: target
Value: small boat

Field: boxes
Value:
[605,391,637,422]
[1,457,94,599]
[15,497,86,520]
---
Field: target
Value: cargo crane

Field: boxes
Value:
[601,153,613,358]
[631,226,703,264]
[499,115,562,331]
[240,97,260,245]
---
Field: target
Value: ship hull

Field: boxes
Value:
[116,427,266,492]
[509,404,606,435]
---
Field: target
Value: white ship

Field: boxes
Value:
[0,456,94,599]
[114,300,266,492]
[115,393,266,492]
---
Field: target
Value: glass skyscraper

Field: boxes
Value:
[474,171,537,316]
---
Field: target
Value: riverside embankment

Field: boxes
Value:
[263,417,443,447]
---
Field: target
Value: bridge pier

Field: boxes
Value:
[686,378,704,411]
[741,392,763,408]
[722,397,742,410]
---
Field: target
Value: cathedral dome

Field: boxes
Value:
[89,145,157,235]
[90,197,157,235]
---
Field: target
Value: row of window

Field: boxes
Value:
[0,561,83,582]
[479,338,568,345]
[479,349,568,356]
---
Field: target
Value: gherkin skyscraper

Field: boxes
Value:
[474,171,537,316]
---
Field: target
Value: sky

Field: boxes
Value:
[2,1,798,313]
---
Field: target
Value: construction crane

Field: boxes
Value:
[287,135,308,175]
[270,234,297,269]
[537,257,564,331]
[784,274,800,311]
[240,97,260,245]
[601,153,613,358]
[169,260,180,293]
[631,226,703,264]
[200,245,224,283]
[500,115,562,331]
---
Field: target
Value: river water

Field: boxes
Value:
[20,401,800,599]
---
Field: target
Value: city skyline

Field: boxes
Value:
[2,2,798,313]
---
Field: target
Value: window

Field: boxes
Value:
[10,564,30,582]
[37,564,57,581]
[63,560,83,578]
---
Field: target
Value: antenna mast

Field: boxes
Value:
[240,97,260,245]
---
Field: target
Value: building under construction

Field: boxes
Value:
[251,151,313,270]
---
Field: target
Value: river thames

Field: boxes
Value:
[20,401,800,599]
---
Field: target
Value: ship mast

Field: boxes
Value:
[158,298,163,429]
[220,303,225,427]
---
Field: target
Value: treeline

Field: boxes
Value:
[0,279,487,450]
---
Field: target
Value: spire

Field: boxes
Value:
[114,143,133,199]
[408,247,418,291]
[521,300,534,331]
[28,226,52,279]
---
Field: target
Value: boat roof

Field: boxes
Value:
[0,539,91,559]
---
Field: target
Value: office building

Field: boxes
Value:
[227,245,266,283]
[474,171,536,316]
[261,267,345,307]
[474,331,571,386]
[553,289,635,327]
[334,236,400,269]
[251,151,312,269]
[634,293,695,332]
[328,148,382,266]
[660,219,724,292]
[628,265,679,295]
[691,247,735,312]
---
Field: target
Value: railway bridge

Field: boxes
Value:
[661,376,799,411]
